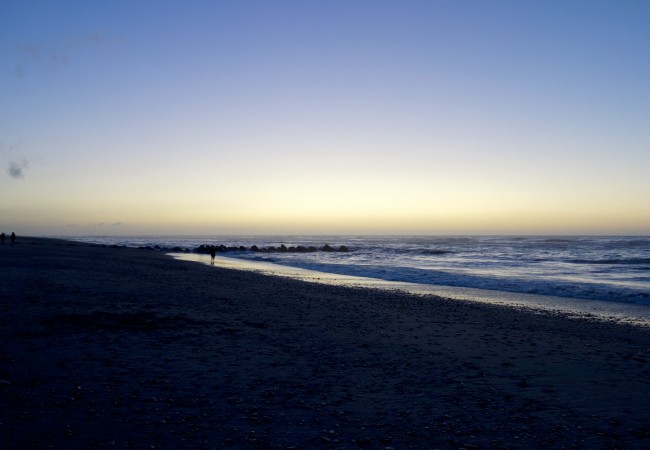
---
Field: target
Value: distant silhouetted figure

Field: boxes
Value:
[0,233,5,244]
[210,245,216,265]
[10,232,16,246]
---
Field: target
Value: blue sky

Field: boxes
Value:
[1,0,649,235]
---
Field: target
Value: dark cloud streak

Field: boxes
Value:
[8,159,28,179]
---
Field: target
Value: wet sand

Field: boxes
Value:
[176,252,650,326]
[1,237,650,448]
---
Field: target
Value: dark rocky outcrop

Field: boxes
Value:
[193,243,350,254]
[321,244,349,252]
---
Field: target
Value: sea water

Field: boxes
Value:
[69,235,650,307]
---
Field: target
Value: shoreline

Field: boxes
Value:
[173,252,650,327]
[64,234,650,309]
[2,237,650,448]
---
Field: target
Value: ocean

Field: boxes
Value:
[69,235,650,308]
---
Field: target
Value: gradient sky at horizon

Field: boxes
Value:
[1,0,649,236]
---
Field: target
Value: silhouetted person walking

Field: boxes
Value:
[210,245,216,265]
[0,232,5,244]
[10,232,16,246]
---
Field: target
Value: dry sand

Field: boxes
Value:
[1,237,650,449]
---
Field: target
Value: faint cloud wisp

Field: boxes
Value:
[66,221,124,229]
[14,32,120,78]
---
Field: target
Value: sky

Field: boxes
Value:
[1,0,649,236]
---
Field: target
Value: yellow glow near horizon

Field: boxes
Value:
[2,152,649,235]
[2,2,650,236]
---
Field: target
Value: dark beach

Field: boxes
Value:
[1,238,649,449]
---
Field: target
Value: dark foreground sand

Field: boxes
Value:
[1,238,649,449]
